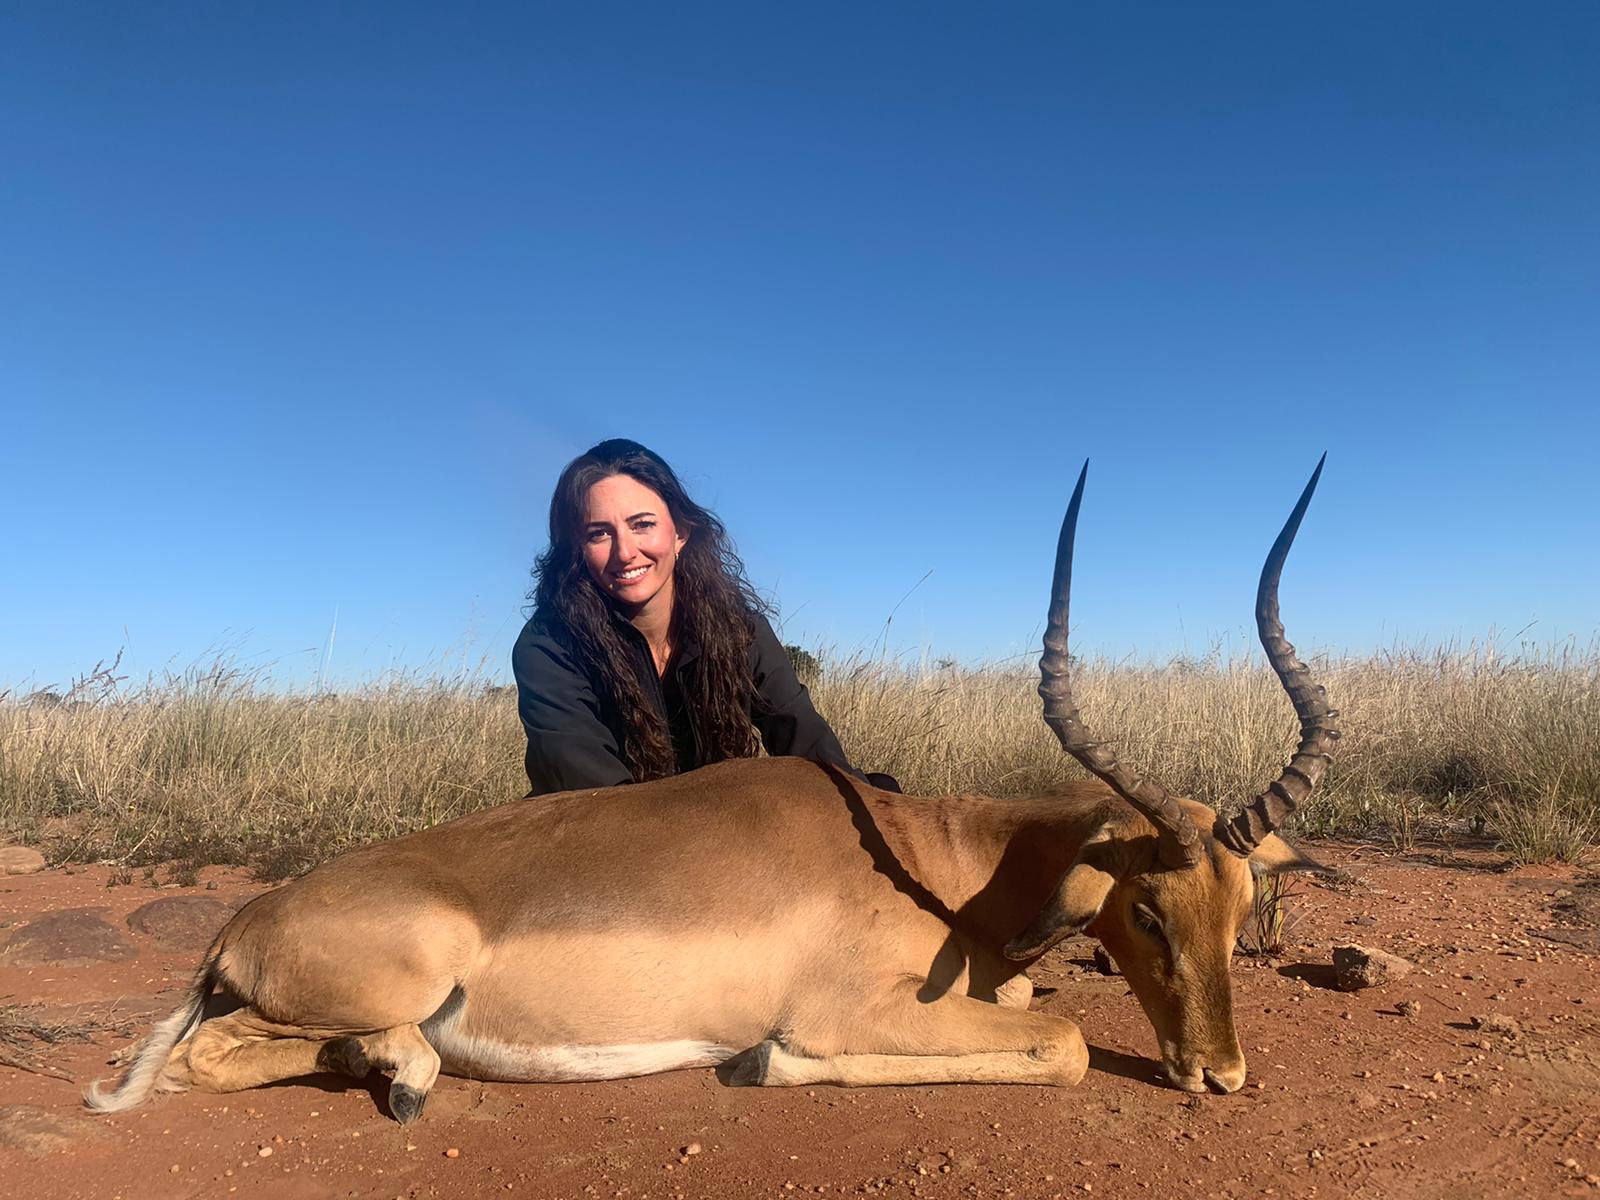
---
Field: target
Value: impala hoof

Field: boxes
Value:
[726,1040,775,1087]
[389,1081,428,1124]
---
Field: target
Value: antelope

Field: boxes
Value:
[87,460,1338,1123]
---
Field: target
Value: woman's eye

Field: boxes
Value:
[631,520,656,532]
[585,530,610,543]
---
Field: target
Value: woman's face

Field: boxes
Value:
[579,474,688,613]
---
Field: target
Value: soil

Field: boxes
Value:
[2,843,1598,1200]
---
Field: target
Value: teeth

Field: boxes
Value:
[618,567,647,580]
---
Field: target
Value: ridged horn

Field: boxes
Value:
[1039,462,1202,870]
[1215,455,1341,856]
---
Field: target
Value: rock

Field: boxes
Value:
[1469,1013,1522,1038]
[1397,999,1422,1017]
[1091,945,1118,976]
[0,908,138,967]
[1332,945,1413,991]
[0,846,47,875]
[0,1105,107,1156]
[126,896,237,951]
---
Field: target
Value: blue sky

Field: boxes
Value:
[4,3,1597,689]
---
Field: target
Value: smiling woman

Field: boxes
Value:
[514,438,882,797]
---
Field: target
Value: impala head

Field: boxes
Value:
[1005,458,1340,1094]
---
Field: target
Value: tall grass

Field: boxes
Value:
[1,642,1595,876]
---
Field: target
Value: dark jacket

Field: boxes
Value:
[512,610,854,796]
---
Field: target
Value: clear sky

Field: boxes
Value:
[4,3,1597,690]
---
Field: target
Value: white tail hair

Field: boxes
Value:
[84,951,217,1113]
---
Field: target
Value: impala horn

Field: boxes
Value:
[1039,462,1202,870]
[1214,455,1341,856]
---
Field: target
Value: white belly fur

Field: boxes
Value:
[428,1026,738,1082]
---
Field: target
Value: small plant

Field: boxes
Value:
[1384,793,1432,854]
[1237,871,1302,957]
[1493,791,1598,866]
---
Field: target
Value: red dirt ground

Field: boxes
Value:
[2,843,1598,1200]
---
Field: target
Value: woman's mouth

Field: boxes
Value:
[614,565,649,584]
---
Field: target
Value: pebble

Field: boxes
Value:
[257,1147,273,1158]
[445,1147,461,1159]
[684,1143,702,1156]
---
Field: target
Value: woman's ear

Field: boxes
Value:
[1004,830,1120,961]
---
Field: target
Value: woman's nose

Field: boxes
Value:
[612,531,637,562]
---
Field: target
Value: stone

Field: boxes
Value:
[0,846,47,875]
[126,896,237,951]
[0,908,138,967]
[1469,1013,1522,1038]
[1332,944,1413,991]
[1091,945,1118,976]
[0,1105,107,1156]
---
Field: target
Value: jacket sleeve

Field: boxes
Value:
[748,614,857,772]
[512,623,634,796]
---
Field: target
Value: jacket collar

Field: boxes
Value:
[607,608,701,672]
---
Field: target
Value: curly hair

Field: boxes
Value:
[530,439,768,781]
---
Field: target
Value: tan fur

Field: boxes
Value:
[88,758,1304,1119]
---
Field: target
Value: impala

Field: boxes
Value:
[89,460,1337,1122]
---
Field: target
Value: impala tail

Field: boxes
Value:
[84,944,221,1113]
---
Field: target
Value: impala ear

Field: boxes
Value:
[1004,831,1119,961]
[1247,832,1330,877]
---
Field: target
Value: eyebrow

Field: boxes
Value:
[584,511,656,528]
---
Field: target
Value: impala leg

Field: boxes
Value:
[181,1009,333,1094]
[346,1024,442,1124]
[179,1008,441,1124]
[731,981,1087,1088]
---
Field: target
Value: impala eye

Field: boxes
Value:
[1133,902,1164,938]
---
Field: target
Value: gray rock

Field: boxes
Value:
[1332,944,1413,991]
[0,846,47,876]
[126,896,237,951]
[0,908,138,967]
[0,1105,107,1156]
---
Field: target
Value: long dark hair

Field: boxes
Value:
[531,439,768,780]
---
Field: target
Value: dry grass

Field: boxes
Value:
[1,642,1596,876]
[812,641,1600,865]
[0,997,140,1080]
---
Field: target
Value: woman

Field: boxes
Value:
[513,438,879,797]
